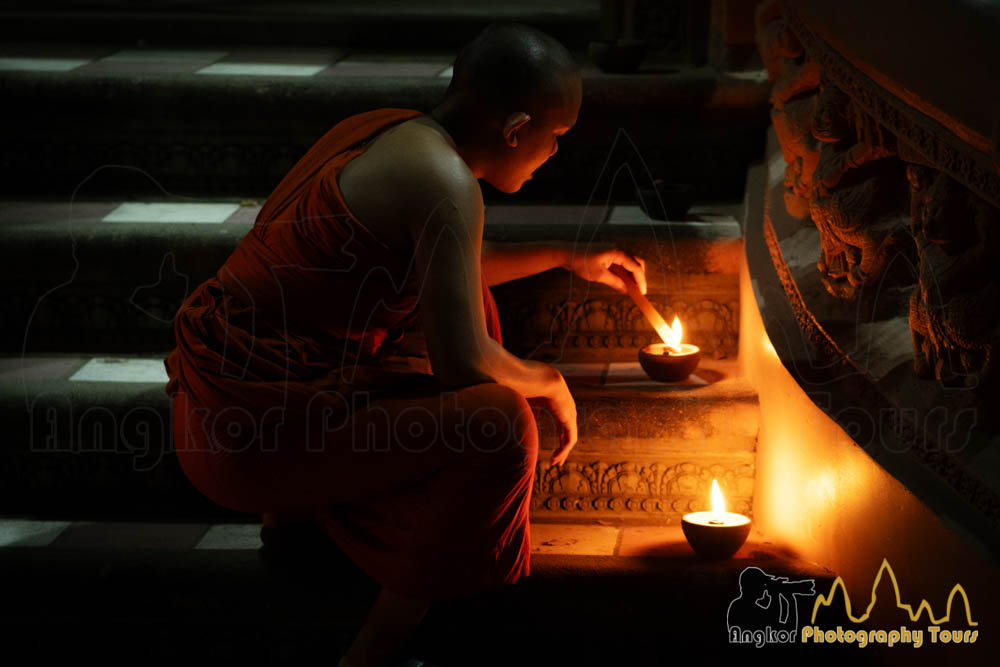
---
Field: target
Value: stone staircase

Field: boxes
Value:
[0,38,769,201]
[0,200,752,524]
[0,517,855,665]
[0,13,867,663]
[531,358,756,520]
[0,0,604,51]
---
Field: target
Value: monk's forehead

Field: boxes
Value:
[533,73,581,118]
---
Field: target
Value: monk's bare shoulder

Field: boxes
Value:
[366,122,482,229]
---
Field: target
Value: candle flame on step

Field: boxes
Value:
[655,316,684,353]
[711,478,726,515]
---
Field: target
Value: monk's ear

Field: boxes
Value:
[502,112,531,148]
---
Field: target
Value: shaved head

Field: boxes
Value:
[428,22,582,193]
[443,22,581,114]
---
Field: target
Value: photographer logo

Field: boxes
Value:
[727,567,816,646]
[727,561,979,648]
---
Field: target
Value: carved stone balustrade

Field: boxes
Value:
[749,0,1000,560]
[756,0,1000,401]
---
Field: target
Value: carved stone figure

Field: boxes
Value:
[757,3,913,303]
[908,164,1000,390]
[757,2,821,219]
[809,84,913,299]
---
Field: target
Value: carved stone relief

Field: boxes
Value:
[758,0,1000,395]
[496,295,739,361]
[531,459,754,517]
[758,3,914,302]
[751,1,1000,537]
[908,164,1000,391]
[809,82,913,300]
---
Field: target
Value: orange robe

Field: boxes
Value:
[164,108,534,600]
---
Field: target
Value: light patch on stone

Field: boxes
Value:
[531,523,619,555]
[103,49,227,63]
[606,205,652,225]
[851,317,914,380]
[618,525,690,557]
[0,519,71,547]
[780,226,821,269]
[69,357,169,383]
[751,278,766,308]
[0,356,85,381]
[768,151,786,186]
[0,57,90,71]
[195,524,263,550]
[324,61,448,77]
[438,65,454,78]
[606,361,647,378]
[726,69,768,82]
[102,202,239,223]
[552,362,608,376]
[196,63,326,77]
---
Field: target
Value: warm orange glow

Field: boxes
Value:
[711,478,726,515]
[761,332,778,359]
[656,316,684,353]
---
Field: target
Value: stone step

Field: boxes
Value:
[0,1,602,51]
[0,201,743,361]
[0,355,756,522]
[0,44,769,199]
[0,516,861,666]
[533,359,757,519]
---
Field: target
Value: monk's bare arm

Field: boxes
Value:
[402,157,561,399]
[480,240,573,286]
[481,239,649,293]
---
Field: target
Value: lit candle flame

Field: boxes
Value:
[711,478,726,516]
[655,316,684,354]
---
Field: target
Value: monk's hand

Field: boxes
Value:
[549,371,578,468]
[567,244,647,295]
[530,371,578,468]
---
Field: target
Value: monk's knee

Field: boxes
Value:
[462,383,538,468]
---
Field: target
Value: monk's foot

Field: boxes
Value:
[259,511,341,559]
[341,588,430,667]
[338,657,434,667]
[341,624,422,667]
[337,655,436,667]
[340,641,406,667]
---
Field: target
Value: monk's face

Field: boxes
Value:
[490,72,582,193]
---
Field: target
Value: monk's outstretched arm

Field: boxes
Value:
[480,240,573,285]
[481,239,648,294]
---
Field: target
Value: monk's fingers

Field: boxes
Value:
[549,444,568,467]
[553,443,575,468]
[549,445,572,468]
[602,273,629,294]
[549,428,577,466]
[615,252,647,294]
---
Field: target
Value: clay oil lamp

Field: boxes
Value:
[681,478,751,559]
[610,264,701,382]
[637,315,700,382]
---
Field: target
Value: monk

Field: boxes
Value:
[164,22,647,667]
